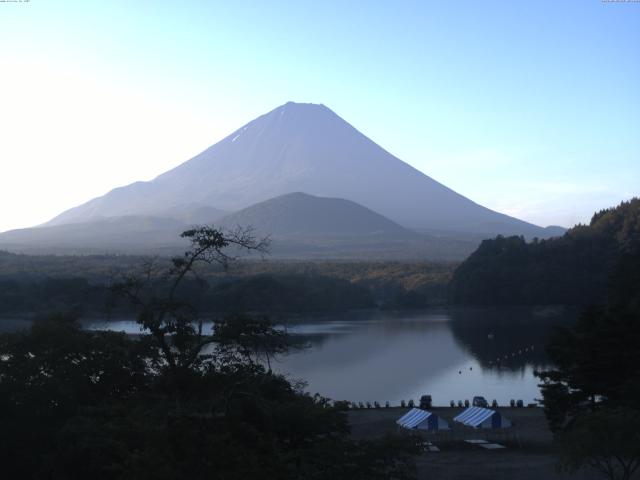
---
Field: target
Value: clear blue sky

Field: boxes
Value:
[1,0,638,232]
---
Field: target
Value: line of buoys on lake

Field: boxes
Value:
[487,345,536,366]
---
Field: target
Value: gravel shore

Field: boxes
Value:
[348,407,599,480]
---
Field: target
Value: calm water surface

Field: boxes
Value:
[85,306,575,406]
[2,307,575,406]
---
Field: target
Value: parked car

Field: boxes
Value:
[419,395,432,409]
[472,396,488,407]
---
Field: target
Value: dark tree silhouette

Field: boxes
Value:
[0,225,422,479]
[556,408,640,480]
[450,198,640,306]
[110,225,270,375]
[534,201,640,480]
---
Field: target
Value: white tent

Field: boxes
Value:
[396,408,450,431]
[453,407,512,429]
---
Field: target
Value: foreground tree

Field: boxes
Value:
[556,408,640,480]
[110,225,270,375]
[537,306,640,431]
[0,226,421,479]
[0,313,157,479]
[537,237,640,480]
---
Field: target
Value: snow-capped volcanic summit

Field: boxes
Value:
[46,101,550,237]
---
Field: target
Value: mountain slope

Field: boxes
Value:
[0,216,189,254]
[46,102,555,237]
[161,204,228,224]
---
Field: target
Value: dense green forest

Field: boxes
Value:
[449,198,640,305]
[0,252,454,317]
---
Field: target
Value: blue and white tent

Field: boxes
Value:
[396,408,450,431]
[453,407,512,429]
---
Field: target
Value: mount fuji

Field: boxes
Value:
[0,102,563,258]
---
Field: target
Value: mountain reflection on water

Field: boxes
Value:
[275,307,576,406]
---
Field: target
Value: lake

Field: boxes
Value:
[2,306,576,406]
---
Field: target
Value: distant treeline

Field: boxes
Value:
[0,253,455,317]
[0,275,369,316]
[0,277,104,316]
[449,198,640,305]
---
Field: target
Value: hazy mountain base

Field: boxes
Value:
[263,234,476,261]
[0,192,482,261]
[0,219,479,261]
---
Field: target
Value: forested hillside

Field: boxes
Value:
[449,198,640,305]
[0,252,455,317]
